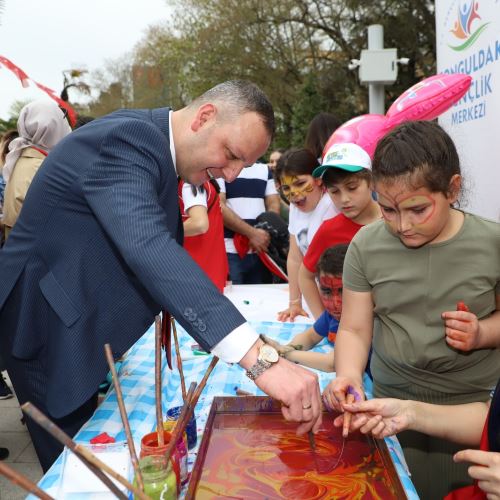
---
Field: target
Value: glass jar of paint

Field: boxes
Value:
[163,420,189,485]
[166,405,197,450]
[140,430,181,492]
[134,455,177,500]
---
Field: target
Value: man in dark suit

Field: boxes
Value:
[0,80,322,471]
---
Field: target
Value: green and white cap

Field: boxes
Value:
[312,143,371,178]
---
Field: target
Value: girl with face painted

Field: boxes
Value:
[275,148,338,322]
[323,120,500,500]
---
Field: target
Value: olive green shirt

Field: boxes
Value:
[344,212,500,402]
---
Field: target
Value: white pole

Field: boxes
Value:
[368,24,385,114]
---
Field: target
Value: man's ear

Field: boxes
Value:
[191,103,217,132]
[447,174,462,203]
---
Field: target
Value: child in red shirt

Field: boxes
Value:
[299,143,381,318]
[178,180,228,292]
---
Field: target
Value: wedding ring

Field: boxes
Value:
[302,403,312,410]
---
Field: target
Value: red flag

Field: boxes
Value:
[233,233,288,282]
[0,55,77,127]
[0,55,29,87]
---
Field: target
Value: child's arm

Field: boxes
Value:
[443,294,500,351]
[287,326,323,351]
[298,262,325,319]
[265,327,335,372]
[340,397,488,446]
[277,237,309,322]
[183,205,209,236]
[322,288,373,411]
[284,349,335,372]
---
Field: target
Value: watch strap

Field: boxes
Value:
[245,359,272,381]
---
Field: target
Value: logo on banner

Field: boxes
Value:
[449,1,489,51]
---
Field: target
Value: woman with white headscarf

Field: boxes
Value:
[2,99,71,239]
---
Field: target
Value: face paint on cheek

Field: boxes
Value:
[319,276,343,318]
[290,181,315,200]
[299,180,315,194]
[279,175,297,200]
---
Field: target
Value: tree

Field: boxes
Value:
[0,100,31,133]
[60,69,91,103]
[86,0,436,148]
[86,55,135,116]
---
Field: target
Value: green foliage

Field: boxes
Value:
[0,117,17,134]
[0,99,32,133]
[88,0,436,148]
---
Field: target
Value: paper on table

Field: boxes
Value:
[58,441,131,498]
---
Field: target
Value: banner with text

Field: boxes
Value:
[436,0,500,220]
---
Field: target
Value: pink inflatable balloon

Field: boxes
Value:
[386,73,472,126]
[322,114,390,159]
[322,73,471,159]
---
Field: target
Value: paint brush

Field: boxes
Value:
[308,430,325,474]
[235,388,253,396]
[161,311,173,369]
[21,402,146,499]
[308,430,316,450]
[171,316,187,401]
[342,393,356,438]
[104,343,145,494]
[0,461,54,500]
[154,316,164,446]
[164,357,219,465]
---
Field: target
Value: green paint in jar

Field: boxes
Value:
[134,455,177,500]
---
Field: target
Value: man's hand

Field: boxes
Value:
[454,449,500,498]
[239,339,322,435]
[248,227,270,253]
[257,358,322,434]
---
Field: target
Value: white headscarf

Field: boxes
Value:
[2,99,72,183]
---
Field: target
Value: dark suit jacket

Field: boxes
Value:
[0,108,245,418]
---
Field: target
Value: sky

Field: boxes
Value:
[0,0,171,120]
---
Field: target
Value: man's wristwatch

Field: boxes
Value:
[245,342,280,381]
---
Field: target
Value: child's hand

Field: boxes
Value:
[260,334,297,356]
[334,398,413,439]
[442,302,481,351]
[454,449,500,497]
[322,377,364,413]
[277,303,309,322]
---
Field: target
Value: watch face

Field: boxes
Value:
[260,344,279,363]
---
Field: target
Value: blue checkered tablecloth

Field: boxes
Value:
[34,320,419,499]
